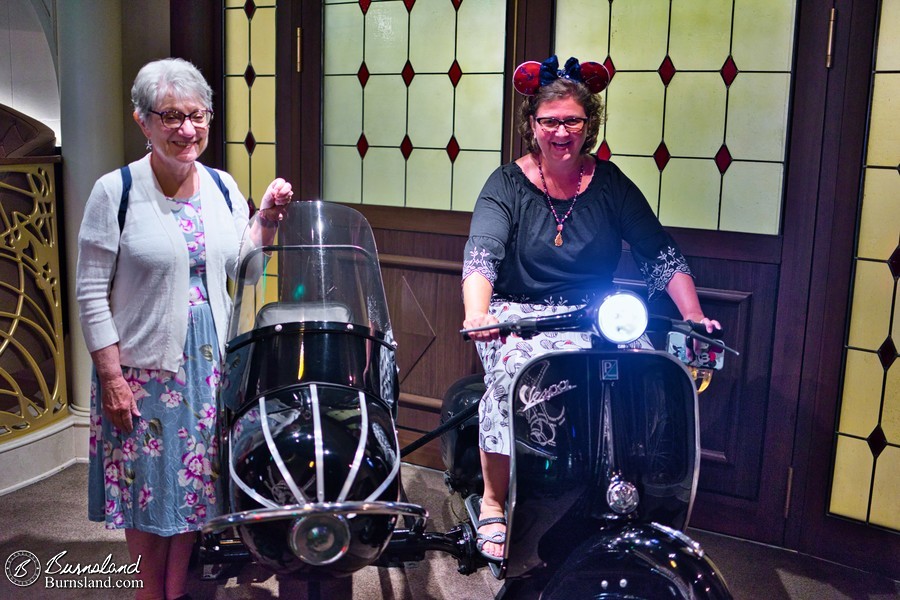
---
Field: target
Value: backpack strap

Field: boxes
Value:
[202,164,233,213]
[118,166,132,232]
[117,163,233,233]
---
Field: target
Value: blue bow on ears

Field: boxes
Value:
[513,55,610,95]
[539,55,583,87]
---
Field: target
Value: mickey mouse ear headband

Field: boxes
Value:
[513,55,610,96]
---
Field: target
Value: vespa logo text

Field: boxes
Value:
[519,379,577,412]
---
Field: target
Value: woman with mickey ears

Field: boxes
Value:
[461,55,720,561]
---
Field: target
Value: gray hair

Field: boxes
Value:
[131,58,213,120]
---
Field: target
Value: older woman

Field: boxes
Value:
[76,58,292,599]
[462,56,720,561]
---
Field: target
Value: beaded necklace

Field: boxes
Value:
[536,157,585,247]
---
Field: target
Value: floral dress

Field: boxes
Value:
[88,194,222,535]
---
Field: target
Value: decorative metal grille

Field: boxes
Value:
[0,163,68,441]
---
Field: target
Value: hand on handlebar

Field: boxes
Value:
[463,313,502,342]
[687,317,722,361]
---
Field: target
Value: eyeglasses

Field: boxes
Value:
[535,116,588,133]
[149,109,214,129]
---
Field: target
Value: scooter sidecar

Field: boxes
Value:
[203,201,425,578]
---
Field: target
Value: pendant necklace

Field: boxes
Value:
[537,157,584,247]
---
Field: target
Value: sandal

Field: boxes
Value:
[475,516,507,562]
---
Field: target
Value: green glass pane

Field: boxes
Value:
[875,0,900,71]
[323,76,363,146]
[362,148,405,207]
[608,0,668,70]
[454,74,503,151]
[847,261,894,351]
[719,162,782,235]
[669,0,731,70]
[555,0,610,65]
[605,72,664,156]
[363,75,407,146]
[883,363,900,444]
[613,157,660,216]
[456,0,506,72]
[733,0,796,71]
[452,151,501,212]
[871,446,900,531]
[224,10,249,75]
[250,144,276,205]
[408,75,454,148]
[224,77,249,143]
[726,73,790,162]
[250,77,276,143]
[658,158,720,229]
[225,0,244,7]
[365,2,409,74]
[250,7,277,75]
[406,149,451,210]
[829,435,873,522]
[866,73,900,168]
[858,168,900,260]
[665,73,725,158]
[409,0,456,72]
[324,146,362,204]
[225,143,250,197]
[324,4,364,75]
[838,350,884,437]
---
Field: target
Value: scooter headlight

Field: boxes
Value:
[289,514,351,566]
[596,291,648,345]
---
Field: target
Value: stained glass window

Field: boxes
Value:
[556,0,796,235]
[322,0,505,211]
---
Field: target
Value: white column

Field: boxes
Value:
[57,1,124,425]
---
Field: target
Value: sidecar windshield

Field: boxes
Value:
[227,200,391,341]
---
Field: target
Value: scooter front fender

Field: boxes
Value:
[538,522,732,600]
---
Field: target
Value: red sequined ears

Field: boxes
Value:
[513,59,610,95]
[580,61,610,94]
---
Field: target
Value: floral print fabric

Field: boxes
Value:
[88,196,222,535]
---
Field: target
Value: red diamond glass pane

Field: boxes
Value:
[715,145,732,174]
[888,245,900,278]
[244,131,256,155]
[359,0,371,14]
[877,336,897,370]
[658,55,676,87]
[357,63,370,88]
[867,425,888,458]
[244,64,257,88]
[402,61,416,86]
[603,56,616,81]
[654,142,670,171]
[400,135,413,160]
[404,0,415,12]
[721,55,739,87]
[357,133,369,158]
[452,0,463,9]
[446,136,460,162]
[597,140,612,161]
[244,0,256,20]
[448,60,463,87]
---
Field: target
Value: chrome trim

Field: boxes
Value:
[202,500,428,533]
[229,432,279,509]
[337,390,369,503]
[363,414,401,502]
[259,395,308,504]
[310,384,326,503]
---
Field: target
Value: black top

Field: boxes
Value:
[463,157,691,305]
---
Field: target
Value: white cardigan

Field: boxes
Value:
[76,154,249,373]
